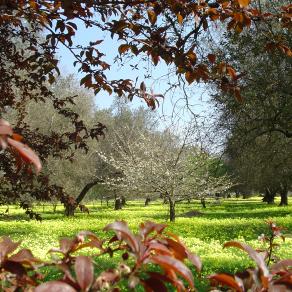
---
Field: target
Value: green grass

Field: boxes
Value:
[0,197,291,291]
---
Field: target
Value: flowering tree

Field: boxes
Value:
[98,123,232,221]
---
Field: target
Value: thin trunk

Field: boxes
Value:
[168,197,175,222]
[201,198,206,208]
[145,196,151,206]
[262,188,275,204]
[115,197,122,210]
[64,178,103,216]
[76,178,103,205]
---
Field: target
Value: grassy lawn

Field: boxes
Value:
[0,197,291,290]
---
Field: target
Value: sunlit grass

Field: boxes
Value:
[0,197,291,290]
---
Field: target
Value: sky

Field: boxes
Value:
[56,20,211,126]
[58,18,217,145]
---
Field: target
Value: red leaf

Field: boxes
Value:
[273,273,292,287]
[224,241,269,281]
[11,133,23,142]
[227,66,237,80]
[0,237,20,260]
[35,281,77,292]
[187,251,202,274]
[234,87,244,103]
[7,137,41,173]
[9,248,40,265]
[149,255,194,288]
[209,273,243,291]
[207,54,216,64]
[0,119,13,136]
[59,238,75,254]
[118,44,131,55]
[165,238,187,260]
[104,221,140,254]
[139,221,166,239]
[142,277,168,292]
[75,256,94,291]
[140,81,146,93]
[271,260,292,274]
[147,242,172,256]
[147,10,157,25]
[238,0,250,8]
[177,13,183,25]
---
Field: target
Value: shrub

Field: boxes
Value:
[0,220,291,291]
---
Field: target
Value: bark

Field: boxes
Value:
[121,196,126,206]
[201,198,206,208]
[262,188,276,204]
[145,196,151,206]
[168,197,175,222]
[279,185,288,206]
[76,178,103,205]
[64,178,103,216]
[64,204,75,216]
[115,197,122,210]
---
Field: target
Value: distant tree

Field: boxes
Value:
[98,122,232,221]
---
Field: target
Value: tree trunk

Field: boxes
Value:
[64,204,75,216]
[262,188,275,204]
[76,178,103,205]
[279,185,288,206]
[168,197,175,222]
[115,197,122,210]
[121,196,126,206]
[145,196,151,206]
[201,198,206,208]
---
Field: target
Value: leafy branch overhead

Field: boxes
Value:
[1,1,291,106]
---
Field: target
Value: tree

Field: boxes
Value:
[0,1,291,214]
[98,121,232,221]
[210,0,292,205]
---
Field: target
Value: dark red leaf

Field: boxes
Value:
[104,221,140,254]
[9,248,40,265]
[59,238,75,254]
[3,260,27,276]
[271,260,292,274]
[207,54,216,64]
[142,277,168,292]
[35,281,77,292]
[273,272,292,287]
[224,241,269,281]
[149,255,194,288]
[75,256,94,291]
